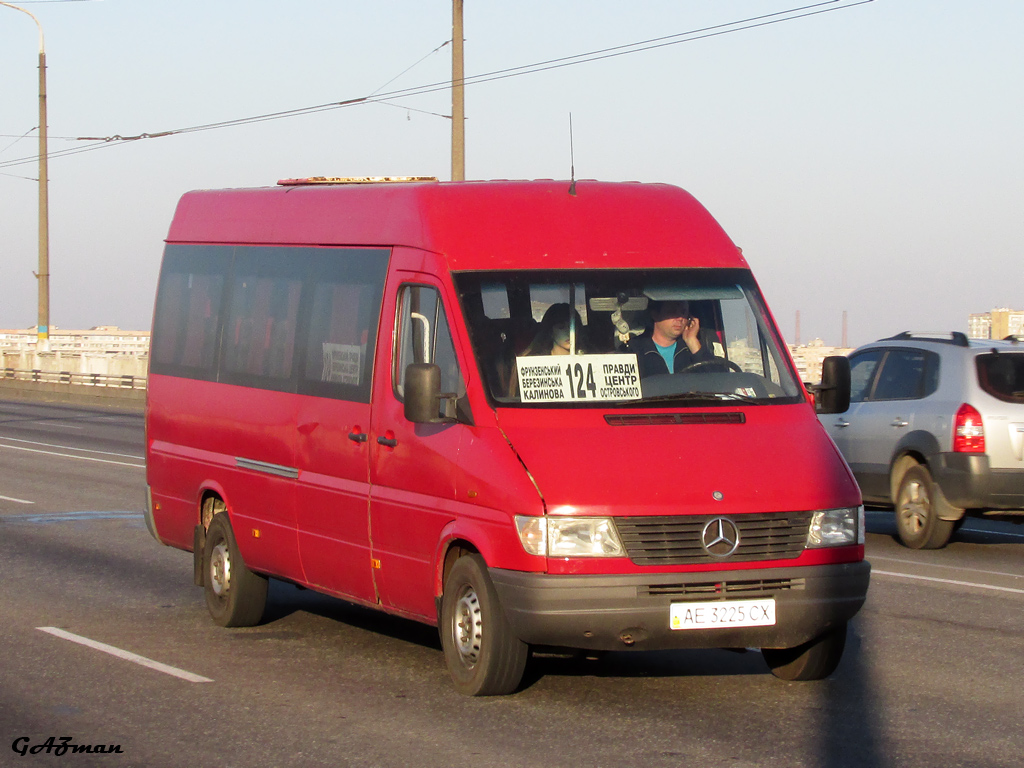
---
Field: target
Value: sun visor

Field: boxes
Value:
[643,285,745,301]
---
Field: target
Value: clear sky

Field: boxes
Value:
[1,0,1021,347]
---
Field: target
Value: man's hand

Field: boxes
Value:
[682,317,702,354]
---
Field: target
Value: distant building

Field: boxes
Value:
[0,326,150,354]
[789,338,854,384]
[968,309,1024,340]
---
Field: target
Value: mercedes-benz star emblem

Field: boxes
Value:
[701,517,740,557]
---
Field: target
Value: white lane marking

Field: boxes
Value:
[872,569,1024,596]
[870,555,1024,581]
[0,443,144,469]
[11,511,141,524]
[0,435,142,460]
[36,422,83,430]
[36,627,212,683]
[0,494,34,505]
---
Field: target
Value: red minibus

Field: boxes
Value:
[145,177,868,695]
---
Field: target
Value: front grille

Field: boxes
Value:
[614,512,812,566]
[641,577,806,598]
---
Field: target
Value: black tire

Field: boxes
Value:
[203,513,268,627]
[895,464,955,550]
[763,623,847,681]
[440,554,528,696]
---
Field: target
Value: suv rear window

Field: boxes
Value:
[976,353,1024,403]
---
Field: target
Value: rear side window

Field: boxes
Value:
[300,250,388,403]
[151,244,388,402]
[221,248,303,388]
[871,349,939,401]
[977,353,1024,403]
[150,246,229,380]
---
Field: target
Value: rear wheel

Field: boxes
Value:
[895,464,954,549]
[204,513,268,627]
[763,623,847,681]
[440,554,528,696]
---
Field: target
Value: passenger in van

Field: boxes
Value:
[627,300,713,376]
[522,303,587,357]
[507,303,586,398]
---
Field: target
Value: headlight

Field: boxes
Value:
[514,515,624,557]
[806,506,863,548]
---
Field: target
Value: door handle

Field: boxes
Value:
[891,418,909,428]
[833,420,850,428]
[348,431,368,443]
[377,436,398,448]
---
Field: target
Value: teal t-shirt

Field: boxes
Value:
[655,341,675,373]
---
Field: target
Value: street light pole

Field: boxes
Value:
[1,2,50,348]
[451,0,465,181]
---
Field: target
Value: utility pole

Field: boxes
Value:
[451,0,465,181]
[1,2,50,349]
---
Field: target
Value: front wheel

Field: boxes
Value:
[440,554,528,696]
[895,464,954,549]
[763,623,847,681]
[204,513,268,627]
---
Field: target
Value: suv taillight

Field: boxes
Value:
[953,403,985,453]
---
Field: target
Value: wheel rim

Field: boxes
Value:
[209,541,231,597]
[898,479,930,534]
[452,585,483,667]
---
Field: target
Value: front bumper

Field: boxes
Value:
[932,453,1024,510]
[490,560,870,652]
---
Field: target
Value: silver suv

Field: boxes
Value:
[820,332,1024,549]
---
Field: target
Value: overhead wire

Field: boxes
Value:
[0,0,874,170]
[0,126,37,157]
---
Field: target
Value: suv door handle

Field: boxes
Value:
[348,430,368,443]
[832,419,850,428]
[891,418,909,428]
[377,435,398,448]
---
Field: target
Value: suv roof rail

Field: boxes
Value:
[882,331,970,347]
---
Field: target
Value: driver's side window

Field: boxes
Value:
[848,350,884,403]
[393,284,465,403]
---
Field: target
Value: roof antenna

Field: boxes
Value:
[568,113,577,196]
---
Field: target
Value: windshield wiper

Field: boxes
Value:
[638,391,763,405]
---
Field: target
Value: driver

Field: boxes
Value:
[627,300,713,376]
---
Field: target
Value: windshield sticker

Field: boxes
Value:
[515,354,642,402]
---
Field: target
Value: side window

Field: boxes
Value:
[848,350,884,403]
[150,245,229,379]
[394,285,465,403]
[221,248,302,389]
[300,249,389,404]
[872,349,936,401]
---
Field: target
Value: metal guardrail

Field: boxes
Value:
[1,367,147,390]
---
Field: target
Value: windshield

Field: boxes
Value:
[454,269,803,407]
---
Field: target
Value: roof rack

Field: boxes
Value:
[277,176,438,186]
[882,331,970,347]
[1004,335,1024,343]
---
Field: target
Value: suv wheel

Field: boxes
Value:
[895,464,955,549]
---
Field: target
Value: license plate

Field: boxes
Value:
[670,599,776,630]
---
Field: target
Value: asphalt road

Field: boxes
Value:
[1,398,1022,768]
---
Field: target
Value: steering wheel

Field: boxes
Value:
[678,358,743,374]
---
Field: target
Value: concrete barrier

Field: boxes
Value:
[0,376,146,411]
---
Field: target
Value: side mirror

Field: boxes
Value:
[404,363,441,423]
[404,363,458,424]
[815,355,851,414]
